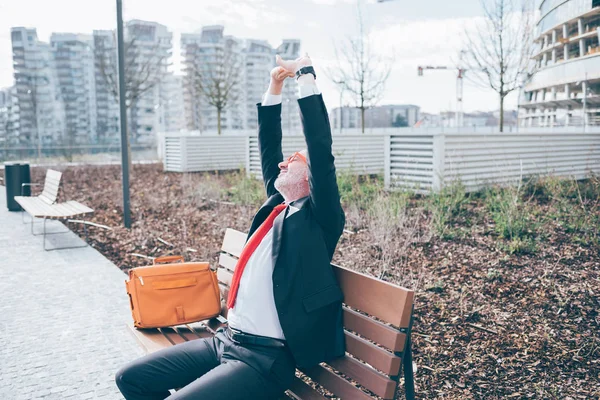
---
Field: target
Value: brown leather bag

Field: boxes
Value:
[125,255,221,329]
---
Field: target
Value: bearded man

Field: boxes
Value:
[115,54,346,400]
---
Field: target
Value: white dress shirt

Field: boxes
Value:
[227,73,319,340]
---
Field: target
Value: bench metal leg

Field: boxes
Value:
[403,336,415,400]
[22,210,42,225]
[31,216,70,236]
[43,218,89,251]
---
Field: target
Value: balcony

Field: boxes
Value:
[525,52,600,92]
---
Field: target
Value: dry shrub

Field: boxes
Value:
[366,192,425,289]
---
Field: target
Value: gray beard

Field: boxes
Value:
[274,173,307,203]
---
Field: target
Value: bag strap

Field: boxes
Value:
[153,255,184,265]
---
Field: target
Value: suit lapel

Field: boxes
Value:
[271,195,310,266]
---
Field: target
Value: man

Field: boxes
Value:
[115,54,345,400]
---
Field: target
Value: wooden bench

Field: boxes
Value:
[128,228,416,399]
[14,169,100,251]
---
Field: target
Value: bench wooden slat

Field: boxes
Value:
[221,228,246,257]
[343,307,406,352]
[287,377,327,400]
[16,197,60,218]
[127,324,175,353]
[334,265,414,328]
[328,356,397,399]
[46,169,62,181]
[159,327,187,345]
[217,267,233,286]
[345,331,401,375]
[38,194,55,205]
[42,170,62,203]
[218,253,237,272]
[301,364,373,400]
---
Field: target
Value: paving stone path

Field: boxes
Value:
[0,186,145,399]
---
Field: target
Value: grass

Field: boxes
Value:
[222,169,265,206]
[525,174,600,247]
[213,168,600,253]
[426,179,467,239]
[482,181,539,255]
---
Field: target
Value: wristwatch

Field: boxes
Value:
[296,66,316,80]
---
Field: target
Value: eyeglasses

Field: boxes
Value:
[286,152,307,164]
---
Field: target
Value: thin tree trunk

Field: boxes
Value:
[499,95,504,133]
[217,108,222,135]
[361,107,365,134]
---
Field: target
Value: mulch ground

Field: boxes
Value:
[5,163,599,399]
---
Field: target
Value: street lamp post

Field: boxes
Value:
[116,0,131,228]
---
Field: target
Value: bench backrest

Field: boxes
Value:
[218,228,415,400]
[39,169,62,205]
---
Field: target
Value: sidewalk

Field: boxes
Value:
[0,186,144,399]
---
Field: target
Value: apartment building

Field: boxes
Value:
[0,86,19,146]
[125,20,173,144]
[181,26,246,133]
[159,73,185,132]
[276,39,301,134]
[92,30,120,144]
[520,0,600,126]
[331,104,421,130]
[182,27,302,133]
[50,33,97,145]
[11,27,65,147]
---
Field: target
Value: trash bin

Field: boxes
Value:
[4,162,31,211]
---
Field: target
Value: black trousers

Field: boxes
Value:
[115,328,296,399]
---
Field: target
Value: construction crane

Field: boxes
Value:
[417,65,466,127]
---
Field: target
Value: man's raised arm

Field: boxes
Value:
[277,56,345,235]
[257,66,295,198]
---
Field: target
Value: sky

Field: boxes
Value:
[0,0,520,114]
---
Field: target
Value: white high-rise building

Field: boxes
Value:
[11,27,65,147]
[182,28,301,133]
[126,20,173,144]
[0,86,20,147]
[93,30,120,144]
[50,33,97,145]
[159,73,185,132]
[520,0,600,127]
[276,40,301,135]
[93,21,173,145]
[244,39,273,130]
[182,26,245,133]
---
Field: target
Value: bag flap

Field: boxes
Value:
[302,285,343,313]
[132,262,211,277]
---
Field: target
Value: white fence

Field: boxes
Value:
[163,129,600,193]
[247,134,385,179]
[432,132,600,192]
[163,134,247,172]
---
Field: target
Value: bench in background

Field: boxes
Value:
[128,228,416,399]
[14,169,103,251]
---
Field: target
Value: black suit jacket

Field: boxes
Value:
[249,94,346,368]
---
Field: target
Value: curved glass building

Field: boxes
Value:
[520,0,600,126]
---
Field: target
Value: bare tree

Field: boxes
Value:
[97,37,166,110]
[97,35,167,169]
[463,0,536,132]
[186,42,242,135]
[328,3,392,133]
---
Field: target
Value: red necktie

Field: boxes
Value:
[227,204,287,309]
